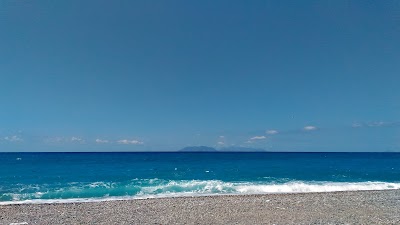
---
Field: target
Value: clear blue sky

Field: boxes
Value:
[1,0,399,152]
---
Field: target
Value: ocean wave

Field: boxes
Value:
[1,180,400,205]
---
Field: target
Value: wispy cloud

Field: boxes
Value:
[95,139,109,144]
[44,136,85,144]
[217,141,225,145]
[250,136,267,140]
[44,136,64,143]
[4,135,23,142]
[303,126,317,131]
[266,130,278,135]
[117,139,144,145]
[368,121,389,127]
[352,121,400,128]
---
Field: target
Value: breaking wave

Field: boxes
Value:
[1,179,400,205]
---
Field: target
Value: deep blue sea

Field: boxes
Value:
[1,152,400,204]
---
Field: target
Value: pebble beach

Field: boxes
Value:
[1,190,400,224]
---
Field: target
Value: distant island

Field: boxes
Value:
[179,146,268,152]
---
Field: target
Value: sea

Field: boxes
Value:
[1,152,400,204]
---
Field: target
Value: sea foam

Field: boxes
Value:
[1,180,400,205]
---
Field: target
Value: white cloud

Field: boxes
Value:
[4,135,23,142]
[219,136,225,138]
[95,139,109,144]
[217,141,225,145]
[117,139,144,145]
[250,136,267,140]
[303,126,317,131]
[266,130,278,135]
[71,137,85,143]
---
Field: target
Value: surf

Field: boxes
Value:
[1,179,400,205]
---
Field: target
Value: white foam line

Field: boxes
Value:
[1,181,400,205]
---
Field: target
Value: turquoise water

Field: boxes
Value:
[1,152,400,204]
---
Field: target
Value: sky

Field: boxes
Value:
[1,0,399,152]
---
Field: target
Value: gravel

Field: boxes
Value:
[1,190,400,224]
